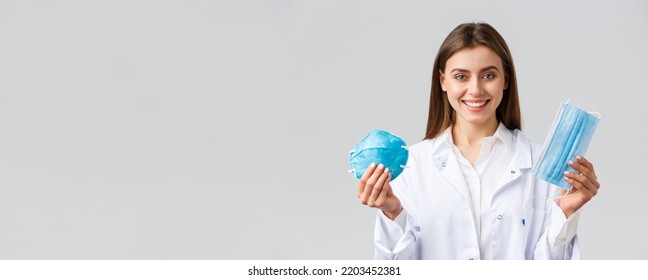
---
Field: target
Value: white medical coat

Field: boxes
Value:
[375,128,579,260]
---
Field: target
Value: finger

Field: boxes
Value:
[374,172,392,206]
[367,168,391,207]
[568,160,599,189]
[360,164,385,204]
[576,156,600,188]
[564,175,590,196]
[357,163,377,196]
[564,171,598,197]
[575,155,596,176]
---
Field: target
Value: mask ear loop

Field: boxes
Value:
[548,186,574,203]
[561,187,573,198]
[400,146,409,169]
[590,111,602,120]
[348,149,357,174]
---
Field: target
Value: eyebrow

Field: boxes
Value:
[450,65,500,73]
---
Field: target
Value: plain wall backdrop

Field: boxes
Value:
[0,0,647,259]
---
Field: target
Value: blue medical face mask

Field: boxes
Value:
[532,102,601,190]
[348,129,408,181]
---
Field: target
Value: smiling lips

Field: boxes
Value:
[463,100,490,111]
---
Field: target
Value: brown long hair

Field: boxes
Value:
[424,22,521,140]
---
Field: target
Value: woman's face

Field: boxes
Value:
[440,46,507,128]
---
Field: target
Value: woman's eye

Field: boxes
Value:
[483,73,495,79]
[454,74,466,80]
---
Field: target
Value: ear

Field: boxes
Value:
[439,70,447,92]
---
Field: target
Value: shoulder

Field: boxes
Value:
[511,129,544,164]
[511,129,541,149]
[408,139,436,154]
[513,129,542,151]
[407,137,450,159]
[392,138,444,188]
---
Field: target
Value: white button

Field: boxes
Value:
[441,162,446,168]
[497,214,503,220]
[468,258,474,260]
[511,170,516,174]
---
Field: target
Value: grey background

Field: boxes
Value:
[0,0,646,259]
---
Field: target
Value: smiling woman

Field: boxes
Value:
[428,22,520,141]
[439,46,507,165]
[354,22,601,260]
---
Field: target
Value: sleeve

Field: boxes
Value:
[374,208,420,259]
[532,198,581,259]
[373,162,421,260]
[527,139,581,259]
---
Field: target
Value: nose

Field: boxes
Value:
[467,78,484,96]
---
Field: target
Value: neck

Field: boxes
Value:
[452,119,499,146]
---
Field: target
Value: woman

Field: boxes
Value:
[356,22,600,260]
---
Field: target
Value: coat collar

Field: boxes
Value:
[426,123,534,172]
[420,122,535,204]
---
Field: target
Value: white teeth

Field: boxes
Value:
[464,101,487,107]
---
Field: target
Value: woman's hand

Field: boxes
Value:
[559,156,600,217]
[357,163,402,220]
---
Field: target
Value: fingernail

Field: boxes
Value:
[564,171,569,175]
[369,163,376,168]
[564,176,570,181]
[576,155,582,160]
[378,164,384,169]
[568,161,574,165]
[385,168,390,173]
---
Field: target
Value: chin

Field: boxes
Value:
[460,113,497,126]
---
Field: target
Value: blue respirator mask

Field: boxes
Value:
[348,129,409,181]
[532,102,601,190]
